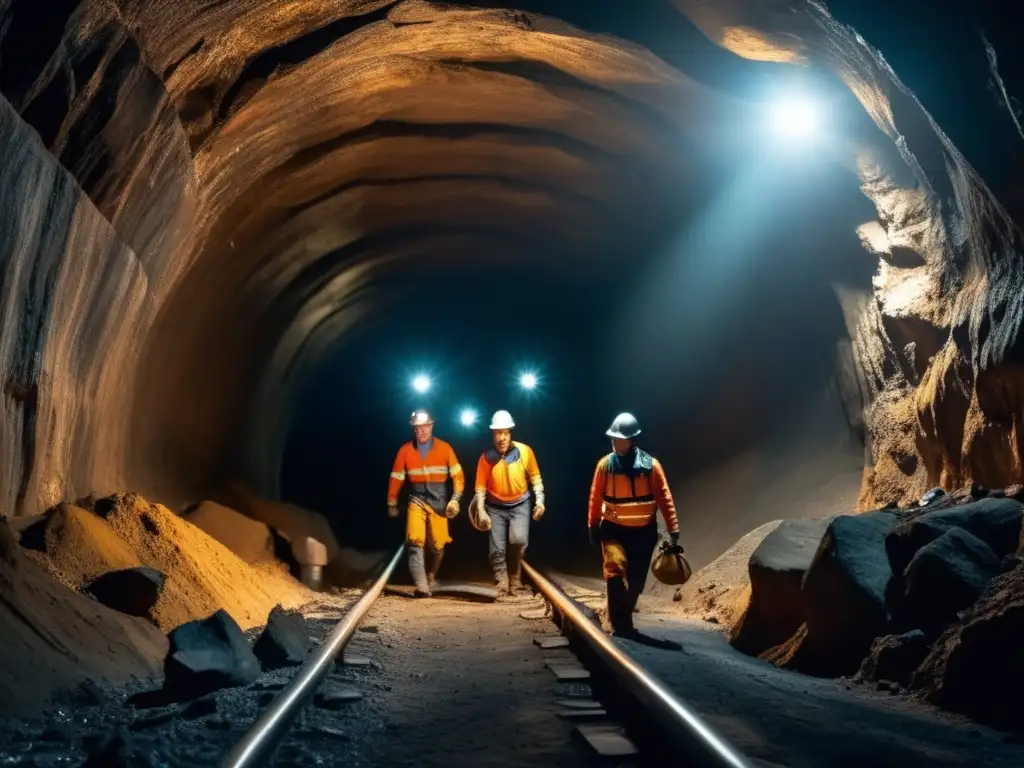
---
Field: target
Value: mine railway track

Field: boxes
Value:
[221,547,753,768]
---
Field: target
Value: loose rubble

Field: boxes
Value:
[253,605,310,670]
[684,484,1024,732]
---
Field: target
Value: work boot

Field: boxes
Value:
[495,571,509,595]
[408,546,431,597]
[606,576,634,635]
[427,548,444,592]
[508,547,524,594]
[508,575,523,594]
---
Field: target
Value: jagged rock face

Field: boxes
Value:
[1,0,1023,512]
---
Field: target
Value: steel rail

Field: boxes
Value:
[522,562,754,768]
[222,545,405,768]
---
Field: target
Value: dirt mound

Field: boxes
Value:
[19,503,141,589]
[93,493,312,631]
[181,500,275,564]
[0,519,166,715]
[24,493,312,632]
[648,520,782,628]
[212,482,340,561]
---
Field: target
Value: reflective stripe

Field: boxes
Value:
[606,499,655,507]
[391,472,406,481]
[408,466,450,476]
[450,464,463,475]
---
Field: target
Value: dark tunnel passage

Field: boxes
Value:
[280,151,876,582]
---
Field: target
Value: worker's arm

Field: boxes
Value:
[474,454,489,506]
[650,459,680,534]
[525,446,545,507]
[447,444,465,500]
[587,458,608,529]
[387,448,406,507]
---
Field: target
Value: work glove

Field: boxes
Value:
[588,526,598,547]
[387,502,400,519]
[669,530,683,552]
[445,498,460,519]
[532,503,545,521]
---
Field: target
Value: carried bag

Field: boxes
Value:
[650,539,692,585]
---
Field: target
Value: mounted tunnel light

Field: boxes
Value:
[519,372,538,390]
[460,408,478,427]
[411,374,431,394]
[767,97,818,140]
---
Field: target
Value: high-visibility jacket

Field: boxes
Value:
[388,438,464,514]
[475,441,544,507]
[587,447,678,532]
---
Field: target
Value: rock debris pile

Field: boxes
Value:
[1,491,326,715]
[717,485,1024,731]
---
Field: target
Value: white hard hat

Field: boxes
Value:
[489,410,515,430]
[606,412,640,439]
[410,410,434,426]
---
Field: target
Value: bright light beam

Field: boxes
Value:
[412,374,431,393]
[519,372,538,390]
[767,98,818,140]
[460,408,478,427]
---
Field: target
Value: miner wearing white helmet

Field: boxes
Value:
[472,409,545,595]
[587,412,681,637]
[387,409,464,596]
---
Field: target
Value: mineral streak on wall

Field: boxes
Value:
[0,0,1023,517]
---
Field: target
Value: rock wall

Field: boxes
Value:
[0,0,1023,515]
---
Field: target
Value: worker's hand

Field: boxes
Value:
[669,530,683,552]
[532,503,545,521]
[445,499,460,519]
[588,526,598,547]
[387,503,400,519]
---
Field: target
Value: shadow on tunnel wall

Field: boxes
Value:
[280,151,876,580]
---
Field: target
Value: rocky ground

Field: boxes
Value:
[0,591,628,767]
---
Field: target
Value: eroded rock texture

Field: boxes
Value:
[0,0,1023,514]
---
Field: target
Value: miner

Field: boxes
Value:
[473,410,545,595]
[587,412,681,636]
[387,410,464,596]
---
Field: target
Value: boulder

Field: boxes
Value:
[84,567,166,619]
[253,605,310,670]
[796,510,898,676]
[163,610,261,700]
[730,518,831,655]
[180,501,275,564]
[886,498,1024,578]
[901,528,1001,632]
[212,483,340,561]
[912,564,1024,731]
[856,630,930,687]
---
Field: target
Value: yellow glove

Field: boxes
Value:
[387,503,400,519]
[532,503,545,521]
[445,499,460,519]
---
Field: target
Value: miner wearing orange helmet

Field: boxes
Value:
[387,410,464,596]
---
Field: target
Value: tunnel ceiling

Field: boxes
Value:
[2,0,1024,515]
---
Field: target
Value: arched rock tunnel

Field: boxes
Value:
[3,0,1024,581]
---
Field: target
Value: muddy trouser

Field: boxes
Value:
[598,520,658,633]
[406,501,451,591]
[487,498,531,582]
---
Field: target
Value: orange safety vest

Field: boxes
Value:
[587,448,679,532]
[388,438,464,514]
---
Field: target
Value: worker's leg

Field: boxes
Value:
[425,509,452,589]
[488,504,510,591]
[599,523,633,634]
[506,499,531,592]
[405,503,431,595]
[623,523,659,620]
